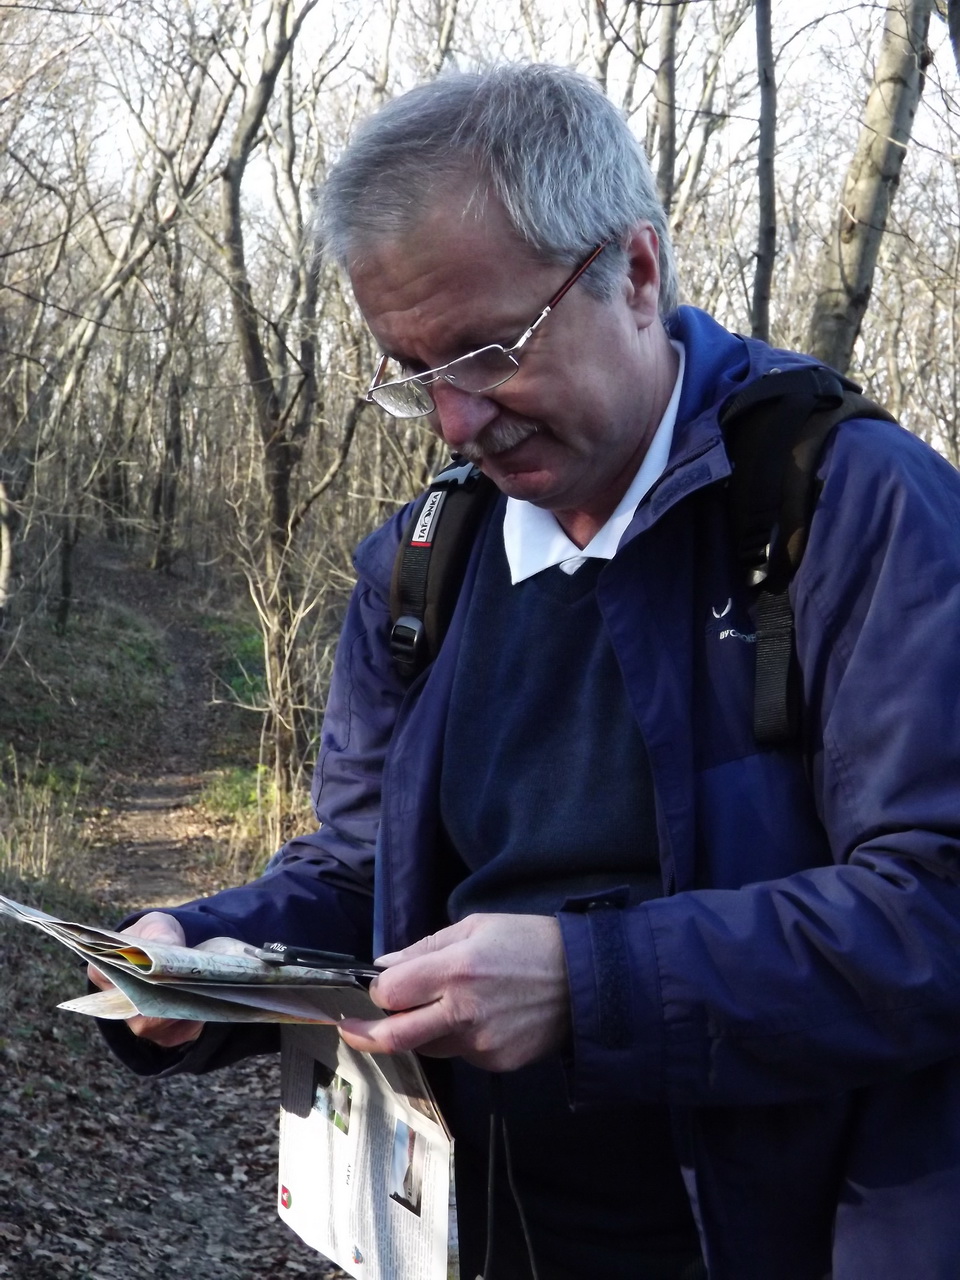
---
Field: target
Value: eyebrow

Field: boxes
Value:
[456,327,518,351]
[383,318,526,369]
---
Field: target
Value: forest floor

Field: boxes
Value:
[0,541,347,1280]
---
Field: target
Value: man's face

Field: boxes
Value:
[349,196,670,531]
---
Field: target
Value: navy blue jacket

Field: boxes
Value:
[136,309,960,1278]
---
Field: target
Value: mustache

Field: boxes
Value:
[454,416,541,463]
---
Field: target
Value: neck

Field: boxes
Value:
[554,329,679,549]
[555,508,610,550]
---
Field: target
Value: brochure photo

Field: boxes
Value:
[279,1026,459,1280]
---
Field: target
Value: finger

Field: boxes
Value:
[87,963,112,990]
[367,951,454,1013]
[123,912,186,945]
[374,918,476,968]
[195,936,250,956]
[339,1001,453,1056]
[340,1011,511,1068]
[127,1015,204,1048]
[341,1015,539,1072]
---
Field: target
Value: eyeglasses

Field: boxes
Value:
[365,242,609,419]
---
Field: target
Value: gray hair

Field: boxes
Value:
[317,64,679,315]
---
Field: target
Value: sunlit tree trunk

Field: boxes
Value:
[806,0,933,372]
[0,475,20,633]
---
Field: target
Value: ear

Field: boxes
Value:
[623,223,661,329]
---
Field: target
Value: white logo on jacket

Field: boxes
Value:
[718,627,757,643]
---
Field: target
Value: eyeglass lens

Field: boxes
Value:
[370,379,435,417]
[370,347,520,417]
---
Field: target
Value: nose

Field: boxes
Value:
[430,381,499,451]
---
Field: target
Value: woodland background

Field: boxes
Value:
[2,0,960,842]
[1,3,958,1275]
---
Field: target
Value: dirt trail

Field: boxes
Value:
[83,543,231,910]
[1,544,346,1280]
[96,770,210,908]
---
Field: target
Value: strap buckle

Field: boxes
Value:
[390,614,426,677]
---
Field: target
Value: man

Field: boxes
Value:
[96,65,960,1279]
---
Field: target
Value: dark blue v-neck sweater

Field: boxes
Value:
[441,531,661,921]
[437,524,701,1280]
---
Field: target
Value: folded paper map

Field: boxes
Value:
[1,892,460,1279]
[0,893,380,1025]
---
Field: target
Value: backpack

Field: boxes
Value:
[389,366,895,746]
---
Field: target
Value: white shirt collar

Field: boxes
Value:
[503,340,685,583]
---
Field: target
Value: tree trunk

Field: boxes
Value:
[947,0,960,76]
[806,0,933,373]
[429,0,459,75]
[751,0,776,342]
[55,516,78,636]
[98,460,131,544]
[151,369,185,573]
[219,0,318,814]
[0,476,18,632]
[654,0,681,214]
[151,233,187,573]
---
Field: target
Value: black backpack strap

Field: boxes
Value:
[721,367,895,746]
[390,457,497,679]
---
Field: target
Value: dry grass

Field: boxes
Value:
[0,755,89,891]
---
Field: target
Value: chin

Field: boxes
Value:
[487,466,559,505]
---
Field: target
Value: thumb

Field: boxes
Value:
[123,912,186,945]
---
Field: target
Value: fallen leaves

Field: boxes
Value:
[0,913,347,1280]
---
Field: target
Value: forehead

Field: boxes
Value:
[348,198,556,359]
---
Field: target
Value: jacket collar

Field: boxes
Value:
[618,306,828,544]
[355,307,817,585]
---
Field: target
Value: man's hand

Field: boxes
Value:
[339,914,570,1072]
[87,911,204,1049]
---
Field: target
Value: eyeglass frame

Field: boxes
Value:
[364,241,610,419]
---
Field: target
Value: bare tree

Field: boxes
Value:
[751,0,776,341]
[149,230,190,573]
[806,0,934,372]
[217,0,372,820]
[653,0,683,214]
[664,0,753,240]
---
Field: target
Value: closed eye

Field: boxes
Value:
[384,356,429,380]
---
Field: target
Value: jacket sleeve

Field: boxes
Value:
[560,418,960,1108]
[146,509,411,953]
[100,512,410,1077]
